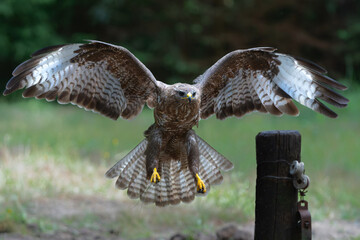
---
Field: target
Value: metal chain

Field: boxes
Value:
[291,161,312,239]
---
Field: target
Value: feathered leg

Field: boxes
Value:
[186,130,206,193]
[144,125,162,183]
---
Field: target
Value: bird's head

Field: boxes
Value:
[172,84,199,104]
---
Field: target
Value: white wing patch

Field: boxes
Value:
[273,54,347,117]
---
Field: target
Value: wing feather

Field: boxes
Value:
[4,41,161,120]
[195,48,348,119]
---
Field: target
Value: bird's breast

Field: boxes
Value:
[154,101,200,131]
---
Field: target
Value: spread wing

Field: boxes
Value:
[195,47,349,119]
[3,40,161,120]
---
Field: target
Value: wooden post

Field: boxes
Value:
[255,130,301,240]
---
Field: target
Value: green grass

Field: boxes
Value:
[0,87,359,238]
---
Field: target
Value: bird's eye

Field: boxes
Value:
[178,91,185,97]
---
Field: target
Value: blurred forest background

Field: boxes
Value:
[1,0,360,239]
[0,0,360,89]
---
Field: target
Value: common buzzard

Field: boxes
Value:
[3,41,348,206]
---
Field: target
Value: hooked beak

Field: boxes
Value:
[187,92,192,103]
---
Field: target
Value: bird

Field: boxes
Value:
[3,40,348,206]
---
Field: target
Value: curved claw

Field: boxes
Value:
[150,168,161,183]
[196,173,206,193]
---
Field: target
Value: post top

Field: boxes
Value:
[256,130,301,138]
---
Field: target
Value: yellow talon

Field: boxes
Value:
[196,173,206,193]
[150,168,161,183]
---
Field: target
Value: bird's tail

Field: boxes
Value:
[105,135,233,206]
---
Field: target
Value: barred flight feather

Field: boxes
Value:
[196,48,348,119]
[4,41,159,120]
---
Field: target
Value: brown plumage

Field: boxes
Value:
[3,41,348,206]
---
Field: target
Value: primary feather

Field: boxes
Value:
[4,41,159,120]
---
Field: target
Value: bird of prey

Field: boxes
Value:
[3,40,348,206]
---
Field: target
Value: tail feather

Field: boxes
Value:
[169,160,195,204]
[198,161,211,195]
[199,156,223,186]
[126,158,147,199]
[179,164,196,202]
[114,154,144,190]
[138,160,175,206]
[137,158,197,206]
[197,136,234,171]
[105,140,148,178]
[105,135,233,206]
[105,139,148,191]
[155,160,172,206]
[169,161,181,204]
[139,183,156,203]
[144,159,196,206]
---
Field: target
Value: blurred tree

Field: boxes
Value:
[0,0,359,98]
[336,0,360,82]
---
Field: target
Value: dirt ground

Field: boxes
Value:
[1,196,360,240]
